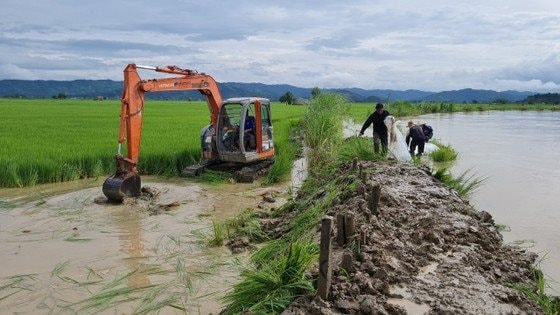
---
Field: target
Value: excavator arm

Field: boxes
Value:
[103,63,223,201]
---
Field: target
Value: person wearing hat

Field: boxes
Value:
[359,103,390,155]
[405,121,426,157]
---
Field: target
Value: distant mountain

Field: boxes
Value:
[326,88,431,102]
[422,88,534,103]
[0,80,313,101]
[0,80,536,103]
[220,83,311,101]
[0,79,122,99]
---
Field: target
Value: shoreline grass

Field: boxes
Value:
[432,166,487,197]
[429,140,458,163]
[348,101,560,123]
[515,266,560,315]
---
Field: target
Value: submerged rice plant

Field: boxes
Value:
[208,221,226,247]
[433,167,486,197]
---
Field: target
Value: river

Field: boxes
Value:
[419,110,560,293]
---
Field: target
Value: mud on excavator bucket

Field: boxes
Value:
[102,173,141,202]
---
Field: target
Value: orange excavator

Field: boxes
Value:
[102,64,275,202]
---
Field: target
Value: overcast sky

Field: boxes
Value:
[1,0,559,92]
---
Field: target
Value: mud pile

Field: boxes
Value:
[95,185,182,215]
[281,161,541,314]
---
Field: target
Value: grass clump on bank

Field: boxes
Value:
[429,140,458,162]
[432,167,486,197]
[337,136,388,163]
[206,209,266,247]
[515,267,560,315]
[222,241,317,315]
[301,93,349,174]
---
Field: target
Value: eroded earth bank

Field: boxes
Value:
[276,161,542,314]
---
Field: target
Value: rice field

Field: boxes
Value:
[0,99,304,187]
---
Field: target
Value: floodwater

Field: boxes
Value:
[0,177,289,314]
[419,110,560,292]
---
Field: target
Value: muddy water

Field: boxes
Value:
[419,111,560,292]
[0,177,289,314]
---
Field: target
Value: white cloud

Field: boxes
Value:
[0,0,559,91]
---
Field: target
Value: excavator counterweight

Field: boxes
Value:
[102,64,275,202]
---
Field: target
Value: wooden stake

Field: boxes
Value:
[360,165,367,183]
[318,216,333,300]
[369,184,381,215]
[360,226,368,246]
[344,212,356,243]
[336,213,346,246]
[341,250,355,274]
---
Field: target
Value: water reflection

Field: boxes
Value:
[112,208,150,288]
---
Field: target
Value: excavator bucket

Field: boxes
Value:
[102,173,141,202]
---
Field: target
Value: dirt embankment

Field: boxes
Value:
[278,161,541,314]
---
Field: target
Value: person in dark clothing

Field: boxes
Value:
[359,103,390,155]
[420,123,433,142]
[244,115,256,150]
[406,121,426,157]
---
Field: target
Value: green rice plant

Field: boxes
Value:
[222,241,317,315]
[0,274,37,302]
[225,208,267,242]
[0,99,304,187]
[429,141,458,163]
[202,208,266,247]
[514,267,560,315]
[208,220,226,247]
[433,167,486,197]
[338,136,377,163]
[64,236,93,243]
[0,200,17,210]
[264,122,300,185]
[71,263,195,314]
[192,170,232,185]
[495,224,511,232]
[510,239,537,248]
[131,282,187,315]
[51,261,71,278]
[251,239,289,265]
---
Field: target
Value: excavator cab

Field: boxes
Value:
[216,97,274,162]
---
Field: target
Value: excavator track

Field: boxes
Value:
[180,159,219,177]
[181,159,274,183]
[234,159,275,183]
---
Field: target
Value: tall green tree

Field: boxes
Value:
[311,87,321,99]
[279,91,295,105]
